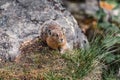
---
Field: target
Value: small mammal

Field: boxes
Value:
[40,21,68,53]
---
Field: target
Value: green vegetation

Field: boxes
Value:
[0,28,119,80]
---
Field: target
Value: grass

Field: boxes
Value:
[0,37,100,80]
[0,33,119,80]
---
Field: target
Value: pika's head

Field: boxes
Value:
[46,26,66,45]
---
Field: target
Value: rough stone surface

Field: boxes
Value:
[0,0,89,60]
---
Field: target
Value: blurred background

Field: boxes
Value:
[62,0,120,79]
[62,0,120,40]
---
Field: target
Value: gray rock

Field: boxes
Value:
[0,0,89,61]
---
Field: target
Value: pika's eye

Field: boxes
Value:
[52,34,58,37]
[56,34,58,37]
[48,29,52,35]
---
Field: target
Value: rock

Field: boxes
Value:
[0,0,89,61]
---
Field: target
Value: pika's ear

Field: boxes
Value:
[61,27,66,34]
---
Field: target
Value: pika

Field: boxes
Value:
[40,21,68,53]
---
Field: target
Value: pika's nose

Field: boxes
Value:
[60,39,63,42]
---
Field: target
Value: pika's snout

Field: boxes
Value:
[58,38,65,43]
[60,38,63,42]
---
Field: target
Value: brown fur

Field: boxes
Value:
[40,22,67,53]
